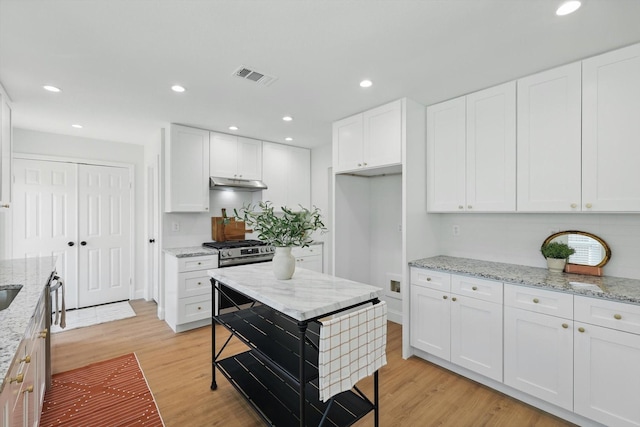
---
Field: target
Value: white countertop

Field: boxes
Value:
[208,263,382,321]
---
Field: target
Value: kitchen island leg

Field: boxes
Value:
[210,279,217,390]
[298,321,308,427]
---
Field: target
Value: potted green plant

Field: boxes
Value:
[540,241,576,273]
[235,201,327,279]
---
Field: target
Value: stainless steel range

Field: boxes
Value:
[202,240,274,311]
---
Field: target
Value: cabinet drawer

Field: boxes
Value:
[178,295,212,324]
[291,244,321,258]
[451,275,503,304]
[179,271,212,298]
[504,284,573,318]
[410,267,451,292]
[575,296,640,335]
[178,255,218,272]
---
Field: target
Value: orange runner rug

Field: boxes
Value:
[40,353,164,426]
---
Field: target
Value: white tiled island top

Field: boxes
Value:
[410,255,640,305]
[208,263,382,321]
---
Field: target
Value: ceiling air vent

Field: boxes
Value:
[232,65,278,86]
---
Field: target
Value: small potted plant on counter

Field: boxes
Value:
[540,241,576,273]
[235,201,327,279]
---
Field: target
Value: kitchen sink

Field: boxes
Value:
[0,285,23,311]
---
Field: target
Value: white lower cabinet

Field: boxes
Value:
[291,244,322,273]
[0,289,48,427]
[410,268,503,381]
[164,253,217,332]
[574,296,640,427]
[503,306,573,410]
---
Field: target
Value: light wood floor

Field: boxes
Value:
[51,299,574,427]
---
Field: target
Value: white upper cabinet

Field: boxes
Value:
[428,82,516,212]
[517,62,582,212]
[210,132,262,181]
[164,124,210,213]
[0,87,12,209]
[262,142,310,211]
[427,97,466,212]
[582,43,640,212]
[333,99,401,174]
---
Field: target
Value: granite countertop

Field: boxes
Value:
[163,246,218,258]
[208,263,382,321]
[409,255,640,305]
[0,256,58,392]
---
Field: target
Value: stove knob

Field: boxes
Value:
[226,251,232,257]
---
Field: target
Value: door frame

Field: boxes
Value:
[145,154,161,303]
[12,153,136,302]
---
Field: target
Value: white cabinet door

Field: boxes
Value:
[410,285,451,360]
[333,114,364,173]
[288,145,310,209]
[582,43,640,212]
[262,142,310,210]
[450,295,503,382]
[503,307,573,411]
[517,62,582,212]
[427,96,466,212]
[0,93,11,209]
[210,132,239,179]
[363,99,402,169]
[165,125,210,212]
[236,137,262,180]
[574,322,640,427]
[466,82,516,212]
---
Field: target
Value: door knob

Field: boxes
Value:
[80,241,87,246]
[149,239,155,243]
[68,242,75,246]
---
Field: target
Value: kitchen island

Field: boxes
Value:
[208,263,384,427]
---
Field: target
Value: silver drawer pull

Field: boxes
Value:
[426,277,431,281]
[614,314,622,320]
[471,286,477,291]
[533,298,539,304]
[562,323,568,329]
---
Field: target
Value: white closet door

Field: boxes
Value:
[12,159,79,308]
[77,164,131,307]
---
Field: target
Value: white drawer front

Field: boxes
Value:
[410,267,451,292]
[178,255,218,272]
[178,295,212,324]
[451,275,503,304]
[504,284,573,318]
[291,244,321,258]
[179,271,211,298]
[575,295,640,335]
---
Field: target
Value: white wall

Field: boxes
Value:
[311,143,331,273]
[12,128,147,297]
[437,213,640,280]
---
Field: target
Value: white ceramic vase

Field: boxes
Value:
[272,246,296,280]
[546,258,567,273]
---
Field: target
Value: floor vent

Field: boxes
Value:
[232,65,278,86]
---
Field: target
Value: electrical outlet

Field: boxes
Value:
[452,225,460,236]
[172,222,180,232]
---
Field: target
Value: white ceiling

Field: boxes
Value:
[2,0,640,149]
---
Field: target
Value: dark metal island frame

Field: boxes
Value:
[208,263,384,427]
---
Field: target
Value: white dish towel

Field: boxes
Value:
[317,301,387,402]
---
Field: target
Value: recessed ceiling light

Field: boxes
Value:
[171,85,186,93]
[556,1,581,16]
[359,80,373,88]
[43,85,61,92]
[285,137,293,141]
[229,126,239,131]
[71,124,83,129]
[282,116,293,122]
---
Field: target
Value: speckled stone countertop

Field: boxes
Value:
[163,246,218,258]
[0,256,57,393]
[409,256,640,305]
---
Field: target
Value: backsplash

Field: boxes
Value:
[436,213,640,280]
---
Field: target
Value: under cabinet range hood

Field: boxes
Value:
[209,177,268,191]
